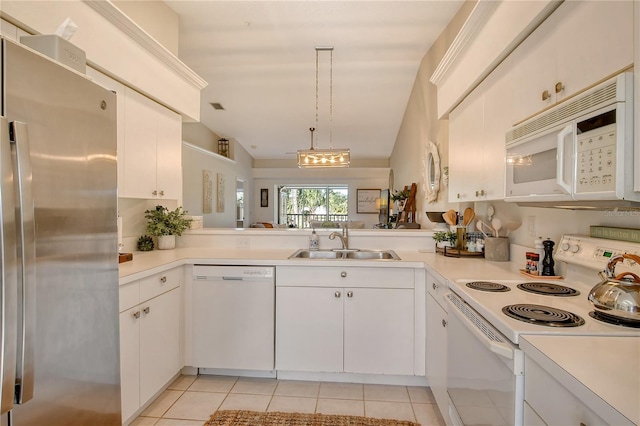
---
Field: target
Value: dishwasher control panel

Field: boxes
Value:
[193,265,275,280]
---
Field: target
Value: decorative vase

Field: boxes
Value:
[157,235,176,250]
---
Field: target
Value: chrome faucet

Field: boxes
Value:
[329,224,349,250]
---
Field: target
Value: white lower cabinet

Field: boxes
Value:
[425,270,450,425]
[524,355,608,426]
[276,266,415,376]
[119,268,182,423]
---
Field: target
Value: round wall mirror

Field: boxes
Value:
[425,141,440,203]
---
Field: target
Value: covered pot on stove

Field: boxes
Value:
[588,253,640,321]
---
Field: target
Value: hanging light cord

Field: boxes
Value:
[329,47,333,148]
[314,48,319,150]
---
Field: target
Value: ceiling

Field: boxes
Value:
[165,1,464,161]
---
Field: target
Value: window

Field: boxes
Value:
[278,185,348,228]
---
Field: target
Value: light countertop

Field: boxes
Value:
[119,247,636,423]
[521,335,640,425]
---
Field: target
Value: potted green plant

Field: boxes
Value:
[433,230,457,249]
[144,205,192,250]
[390,189,411,211]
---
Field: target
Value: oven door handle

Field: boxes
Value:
[447,296,514,360]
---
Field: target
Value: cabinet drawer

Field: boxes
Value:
[277,266,414,288]
[119,281,140,313]
[426,269,449,310]
[139,267,181,302]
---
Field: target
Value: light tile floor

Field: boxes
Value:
[131,375,446,426]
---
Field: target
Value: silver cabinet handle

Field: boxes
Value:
[334,291,341,298]
[340,271,347,278]
[555,81,564,94]
[152,190,158,196]
[542,89,551,101]
[432,283,438,290]
[159,190,164,196]
[160,276,167,283]
[133,311,141,319]
[347,291,353,298]
[442,319,447,327]
[143,307,150,314]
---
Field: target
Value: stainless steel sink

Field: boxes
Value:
[288,249,400,260]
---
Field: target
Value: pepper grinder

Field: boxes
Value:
[541,238,555,276]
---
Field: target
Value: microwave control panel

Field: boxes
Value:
[576,123,616,193]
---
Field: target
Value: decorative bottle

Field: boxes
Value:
[541,238,555,276]
[309,228,319,251]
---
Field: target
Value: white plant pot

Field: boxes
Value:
[157,235,176,250]
[436,241,452,248]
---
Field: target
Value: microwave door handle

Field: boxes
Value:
[556,124,573,194]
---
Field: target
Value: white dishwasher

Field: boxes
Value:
[191,265,275,372]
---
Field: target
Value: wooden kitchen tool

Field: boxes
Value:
[442,209,457,226]
[463,207,475,226]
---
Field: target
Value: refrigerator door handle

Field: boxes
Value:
[0,117,18,414]
[10,121,35,405]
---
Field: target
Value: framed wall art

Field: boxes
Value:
[260,188,268,207]
[357,189,380,213]
[216,173,225,212]
[203,170,213,214]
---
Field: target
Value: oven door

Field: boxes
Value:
[446,293,524,426]
[505,122,575,202]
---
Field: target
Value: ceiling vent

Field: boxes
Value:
[210,102,225,110]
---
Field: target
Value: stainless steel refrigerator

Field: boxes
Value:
[0,38,120,424]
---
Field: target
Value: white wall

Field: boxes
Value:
[182,142,253,228]
[112,0,179,55]
[390,2,475,228]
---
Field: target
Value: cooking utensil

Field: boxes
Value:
[588,253,640,321]
[476,221,488,237]
[463,207,475,226]
[486,205,495,221]
[491,218,502,237]
[504,221,521,237]
[442,210,457,226]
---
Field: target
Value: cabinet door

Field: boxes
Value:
[155,104,182,200]
[119,306,141,423]
[554,1,633,103]
[139,288,181,405]
[344,288,414,375]
[481,57,513,200]
[276,287,343,372]
[426,293,448,422]
[509,20,556,123]
[123,88,157,199]
[448,88,484,202]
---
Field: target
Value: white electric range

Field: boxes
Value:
[444,235,640,426]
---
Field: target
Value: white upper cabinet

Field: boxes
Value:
[449,57,513,203]
[510,1,633,124]
[123,88,182,200]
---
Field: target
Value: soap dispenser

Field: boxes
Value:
[309,228,319,251]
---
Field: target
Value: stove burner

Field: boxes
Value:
[502,304,585,327]
[465,281,511,292]
[589,311,640,328]
[517,282,580,296]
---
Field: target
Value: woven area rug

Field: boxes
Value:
[204,410,420,426]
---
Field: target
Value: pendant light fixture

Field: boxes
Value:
[298,46,350,168]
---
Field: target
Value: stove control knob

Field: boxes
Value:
[560,242,570,251]
[570,244,580,253]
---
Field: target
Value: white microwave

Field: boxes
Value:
[505,72,639,207]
